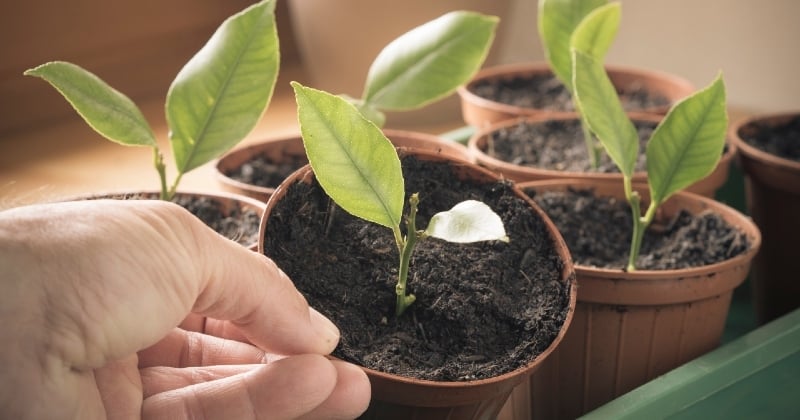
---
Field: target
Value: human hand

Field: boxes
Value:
[0,199,370,419]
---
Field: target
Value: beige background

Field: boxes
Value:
[497,0,800,114]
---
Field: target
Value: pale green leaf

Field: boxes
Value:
[426,200,508,243]
[570,2,621,64]
[292,82,404,230]
[647,74,727,205]
[24,61,156,147]
[539,0,607,91]
[167,0,279,174]
[572,49,639,177]
[362,11,498,111]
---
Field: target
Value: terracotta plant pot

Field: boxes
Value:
[456,62,695,128]
[729,111,800,324]
[259,148,577,419]
[512,179,761,419]
[61,190,265,251]
[468,115,736,198]
[215,129,474,202]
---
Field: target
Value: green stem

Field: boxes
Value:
[624,176,643,272]
[395,193,420,316]
[165,172,184,202]
[153,148,169,201]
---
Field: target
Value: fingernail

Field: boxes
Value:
[310,307,340,352]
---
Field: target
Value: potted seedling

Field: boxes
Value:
[215,10,499,202]
[464,0,734,199]
[457,0,695,128]
[24,0,280,249]
[257,83,577,418]
[729,112,800,325]
[513,46,761,419]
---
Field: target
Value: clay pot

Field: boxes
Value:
[215,129,474,202]
[259,148,577,419]
[62,190,265,251]
[456,62,695,128]
[468,115,736,198]
[510,179,761,419]
[729,112,800,324]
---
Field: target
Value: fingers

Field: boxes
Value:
[141,365,253,398]
[142,354,370,420]
[137,328,270,368]
[2,199,339,371]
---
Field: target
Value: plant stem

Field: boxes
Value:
[624,176,643,272]
[395,193,420,316]
[153,148,169,201]
[580,116,600,169]
[165,173,184,202]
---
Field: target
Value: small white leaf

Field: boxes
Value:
[425,200,509,243]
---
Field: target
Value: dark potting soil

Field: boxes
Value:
[739,115,800,162]
[263,156,572,381]
[469,73,671,113]
[527,188,751,270]
[173,195,261,247]
[225,154,308,189]
[487,118,657,173]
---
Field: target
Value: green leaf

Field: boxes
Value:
[647,74,727,206]
[167,0,279,174]
[570,2,621,64]
[24,61,157,147]
[292,82,404,230]
[539,0,607,91]
[572,49,639,177]
[425,200,509,243]
[362,11,498,111]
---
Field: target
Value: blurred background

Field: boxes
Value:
[2,0,798,135]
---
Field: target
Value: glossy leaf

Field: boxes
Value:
[570,2,621,63]
[539,0,607,91]
[167,0,279,174]
[426,200,509,243]
[292,82,404,230]
[647,75,727,205]
[362,11,498,111]
[571,49,639,177]
[24,61,157,147]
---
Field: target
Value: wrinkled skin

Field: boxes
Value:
[0,199,370,419]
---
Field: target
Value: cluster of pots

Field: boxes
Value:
[193,61,797,419]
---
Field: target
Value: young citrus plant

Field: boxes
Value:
[24,0,280,200]
[292,82,509,316]
[571,47,727,271]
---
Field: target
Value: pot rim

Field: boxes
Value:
[456,61,696,117]
[468,115,737,187]
[729,111,800,171]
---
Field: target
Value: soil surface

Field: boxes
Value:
[526,187,751,270]
[469,73,670,112]
[173,195,261,247]
[225,154,308,189]
[487,119,657,173]
[739,115,800,162]
[263,156,573,381]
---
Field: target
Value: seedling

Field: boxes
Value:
[24,0,280,201]
[539,0,621,168]
[292,82,509,316]
[340,11,498,127]
[571,48,727,271]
